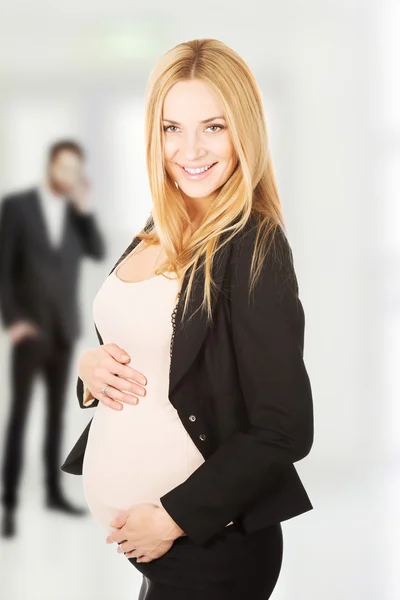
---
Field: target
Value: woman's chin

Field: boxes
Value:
[178,182,219,199]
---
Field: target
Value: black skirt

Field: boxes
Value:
[128,521,283,600]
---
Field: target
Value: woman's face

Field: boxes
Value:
[162,79,237,213]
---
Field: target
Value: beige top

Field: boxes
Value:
[81,241,234,534]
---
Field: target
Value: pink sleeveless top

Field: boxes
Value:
[81,246,235,534]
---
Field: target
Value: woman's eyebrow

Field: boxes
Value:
[163,116,226,125]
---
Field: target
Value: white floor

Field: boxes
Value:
[0,483,142,600]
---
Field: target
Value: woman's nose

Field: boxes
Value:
[182,133,204,160]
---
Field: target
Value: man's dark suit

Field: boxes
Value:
[61,213,314,546]
[0,187,105,508]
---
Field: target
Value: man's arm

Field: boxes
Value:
[0,197,28,327]
[159,223,314,546]
[71,205,106,260]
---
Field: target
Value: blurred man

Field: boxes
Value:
[0,139,106,537]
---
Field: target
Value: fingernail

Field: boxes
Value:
[122,354,130,361]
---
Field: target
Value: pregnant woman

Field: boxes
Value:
[61,38,314,600]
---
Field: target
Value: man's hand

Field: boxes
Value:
[106,503,186,563]
[70,175,92,214]
[8,320,40,344]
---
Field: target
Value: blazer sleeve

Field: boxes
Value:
[159,223,314,546]
[77,375,99,409]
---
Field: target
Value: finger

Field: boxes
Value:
[90,383,123,410]
[102,343,132,365]
[103,356,146,387]
[98,391,125,411]
[110,511,129,528]
[109,529,128,544]
[117,540,136,554]
[91,371,135,408]
[108,373,146,400]
[125,551,146,560]
[98,383,139,407]
[114,364,147,389]
[100,358,147,398]
[94,368,144,403]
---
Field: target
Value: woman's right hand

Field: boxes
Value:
[78,344,147,410]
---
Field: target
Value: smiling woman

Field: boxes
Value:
[61,37,313,600]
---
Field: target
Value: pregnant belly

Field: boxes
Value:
[81,402,205,533]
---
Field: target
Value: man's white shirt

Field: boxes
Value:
[38,184,67,248]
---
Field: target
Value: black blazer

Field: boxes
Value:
[0,187,105,343]
[61,213,314,546]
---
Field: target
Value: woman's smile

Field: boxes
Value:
[177,161,218,180]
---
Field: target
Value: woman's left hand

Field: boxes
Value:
[106,503,185,562]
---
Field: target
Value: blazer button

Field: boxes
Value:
[189,415,196,422]
[199,433,206,441]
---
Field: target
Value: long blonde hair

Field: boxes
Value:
[138,38,287,323]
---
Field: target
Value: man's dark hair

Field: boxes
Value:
[48,139,85,163]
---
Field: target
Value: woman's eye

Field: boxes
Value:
[163,125,179,133]
[206,125,224,133]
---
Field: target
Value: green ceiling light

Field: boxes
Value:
[101,25,168,61]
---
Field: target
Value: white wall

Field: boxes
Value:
[0,1,397,598]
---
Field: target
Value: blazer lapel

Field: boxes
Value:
[30,189,52,249]
[168,235,231,398]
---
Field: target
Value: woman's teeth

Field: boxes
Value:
[183,163,215,174]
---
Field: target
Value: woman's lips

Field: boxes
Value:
[178,162,218,180]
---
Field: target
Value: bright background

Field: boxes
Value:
[0,1,398,599]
